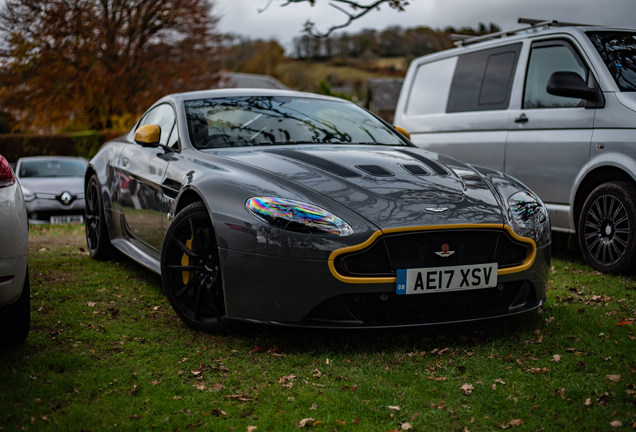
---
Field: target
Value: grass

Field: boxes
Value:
[1,227,635,431]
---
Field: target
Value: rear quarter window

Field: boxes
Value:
[405,57,457,116]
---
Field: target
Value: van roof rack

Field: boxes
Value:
[450,17,601,47]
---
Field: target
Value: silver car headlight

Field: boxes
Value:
[246,197,353,236]
[21,186,35,202]
[508,191,549,245]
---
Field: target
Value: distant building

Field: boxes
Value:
[218,72,289,90]
[365,78,404,124]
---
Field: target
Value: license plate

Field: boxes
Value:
[50,215,84,224]
[396,263,498,295]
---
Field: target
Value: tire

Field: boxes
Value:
[0,268,30,344]
[85,174,116,260]
[578,181,636,273]
[161,202,229,332]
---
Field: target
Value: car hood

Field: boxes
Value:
[207,145,504,230]
[18,177,85,195]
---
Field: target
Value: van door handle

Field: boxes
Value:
[514,114,528,123]
[122,157,129,167]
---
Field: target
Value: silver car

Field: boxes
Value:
[16,156,88,224]
[0,154,29,343]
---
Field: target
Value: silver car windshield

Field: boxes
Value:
[588,31,636,92]
[18,159,87,178]
[184,96,406,149]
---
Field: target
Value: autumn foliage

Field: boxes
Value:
[0,0,220,131]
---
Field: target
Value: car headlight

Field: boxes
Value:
[21,186,35,202]
[246,197,353,236]
[508,191,549,245]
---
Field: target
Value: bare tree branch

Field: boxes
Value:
[261,0,409,38]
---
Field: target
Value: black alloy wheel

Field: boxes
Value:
[85,175,115,260]
[161,202,229,332]
[578,181,636,273]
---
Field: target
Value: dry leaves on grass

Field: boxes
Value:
[606,375,623,382]
[401,422,412,430]
[247,427,257,432]
[279,374,296,388]
[296,418,315,428]
[551,354,562,362]
[387,406,401,411]
[584,398,592,406]
[610,420,622,427]
[527,367,549,374]
[461,383,474,395]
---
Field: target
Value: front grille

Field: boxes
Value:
[343,281,525,323]
[337,229,528,276]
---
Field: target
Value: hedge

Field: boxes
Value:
[0,130,126,162]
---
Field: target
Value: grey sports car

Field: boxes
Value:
[86,89,551,332]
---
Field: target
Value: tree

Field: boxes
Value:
[261,0,409,38]
[0,0,220,131]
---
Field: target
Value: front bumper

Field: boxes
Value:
[219,243,550,328]
[25,198,85,224]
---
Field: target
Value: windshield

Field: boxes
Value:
[184,96,406,149]
[18,159,87,178]
[588,31,636,92]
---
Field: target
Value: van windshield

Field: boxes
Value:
[588,31,636,92]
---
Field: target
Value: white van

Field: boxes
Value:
[394,19,636,273]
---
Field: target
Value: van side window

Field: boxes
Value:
[405,57,457,116]
[523,41,588,109]
[446,43,521,113]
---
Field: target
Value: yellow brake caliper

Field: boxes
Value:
[181,236,195,296]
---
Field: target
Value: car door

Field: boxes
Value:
[118,103,178,251]
[505,39,596,221]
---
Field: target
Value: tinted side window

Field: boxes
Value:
[405,57,457,116]
[523,41,588,109]
[447,43,521,113]
[140,104,176,145]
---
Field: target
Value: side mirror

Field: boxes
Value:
[134,124,161,146]
[546,71,596,100]
[394,126,411,141]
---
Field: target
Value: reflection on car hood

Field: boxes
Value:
[18,177,85,195]
[209,145,504,230]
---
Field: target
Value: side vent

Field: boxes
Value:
[401,164,429,176]
[355,165,394,176]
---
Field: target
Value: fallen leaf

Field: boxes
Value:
[411,413,421,421]
[461,383,474,395]
[310,403,318,410]
[336,420,345,425]
[491,384,497,391]
[210,383,224,391]
[616,320,634,326]
[495,379,506,385]
[152,306,160,311]
[352,417,361,425]
[606,375,622,382]
[150,380,160,386]
[191,370,202,376]
[527,367,549,374]
[401,422,412,430]
[552,354,562,362]
[509,419,523,427]
[610,420,622,428]
[296,418,315,428]
[87,302,96,307]
[556,388,567,399]
[247,427,257,432]
[584,398,592,406]
[387,406,401,411]
[193,383,206,390]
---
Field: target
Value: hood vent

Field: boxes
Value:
[401,164,429,176]
[355,165,394,176]
[396,149,448,176]
[266,149,361,178]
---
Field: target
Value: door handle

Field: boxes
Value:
[514,114,528,123]
[122,157,129,167]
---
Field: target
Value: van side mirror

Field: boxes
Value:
[546,71,596,100]
[394,126,411,140]
[134,124,161,146]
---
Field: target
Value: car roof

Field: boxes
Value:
[163,88,352,104]
[17,156,87,162]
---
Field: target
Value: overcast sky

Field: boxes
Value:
[215,0,636,52]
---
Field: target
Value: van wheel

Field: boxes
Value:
[578,182,636,273]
